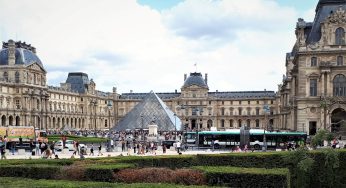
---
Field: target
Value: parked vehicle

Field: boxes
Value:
[54,140,87,151]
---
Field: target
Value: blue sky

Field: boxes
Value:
[0,0,323,93]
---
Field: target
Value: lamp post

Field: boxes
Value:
[174,113,177,140]
[90,99,97,137]
[107,100,112,151]
[263,105,270,151]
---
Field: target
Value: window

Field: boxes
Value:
[221,119,225,127]
[337,56,343,66]
[247,119,250,127]
[239,101,241,105]
[256,108,260,116]
[221,108,225,116]
[257,101,259,104]
[333,74,346,96]
[311,57,317,66]
[335,27,345,45]
[230,119,234,127]
[37,99,40,110]
[15,99,20,109]
[15,72,20,83]
[238,119,242,127]
[271,100,274,104]
[256,119,260,128]
[105,119,108,127]
[248,101,250,105]
[310,79,317,96]
[222,101,224,105]
[238,108,242,115]
[229,108,233,115]
[3,72,8,82]
[208,101,211,105]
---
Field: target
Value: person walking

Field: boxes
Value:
[176,141,181,154]
[121,140,125,152]
[0,145,6,159]
[90,143,94,156]
[98,143,103,156]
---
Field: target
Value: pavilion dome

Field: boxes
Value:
[182,72,208,88]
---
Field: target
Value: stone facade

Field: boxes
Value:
[278,0,346,135]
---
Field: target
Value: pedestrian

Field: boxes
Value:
[11,142,16,155]
[90,143,94,156]
[98,143,103,156]
[0,145,6,159]
[19,136,23,147]
[110,139,114,152]
[50,141,55,155]
[121,140,125,152]
[162,144,167,154]
[35,141,40,156]
[176,141,181,154]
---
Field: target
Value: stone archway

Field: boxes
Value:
[15,116,20,126]
[331,108,346,133]
[9,116,13,126]
[1,115,6,126]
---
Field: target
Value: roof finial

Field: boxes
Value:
[194,62,197,72]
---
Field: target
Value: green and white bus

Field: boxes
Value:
[184,129,307,150]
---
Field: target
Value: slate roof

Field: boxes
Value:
[65,72,90,93]
[306,0,346,44]
[120,92,180,100]
[208,91,276,99]
[0,47,43,67]
[182,72,208,88]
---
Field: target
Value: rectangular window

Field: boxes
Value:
[337,56,343,66]
[310,79,317,96]
[311,57,317,66]
[16,100,20,109]
[256,108,259,115]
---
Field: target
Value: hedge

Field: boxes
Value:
[0,158,74,166]
[116,155,196,169]
[193,166,290,188]
[0,177,208,188]
[195,152,287,168]
[0,164,61,179]
[84,163,135,182]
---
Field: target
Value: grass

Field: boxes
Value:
[86,163,135,170]
[48,135,108,143]
[0,177,209,188]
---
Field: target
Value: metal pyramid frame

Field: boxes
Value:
[112,91,181,131]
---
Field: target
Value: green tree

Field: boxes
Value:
[311,129,333,148]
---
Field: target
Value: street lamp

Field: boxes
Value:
[90,99,97,137]
[174,113,177,140]
[107,100,112,151]
[263,105,270,151]
[140,115,144,141]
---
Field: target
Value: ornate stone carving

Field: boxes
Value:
[325,7,346,24]
[307,42,320,50]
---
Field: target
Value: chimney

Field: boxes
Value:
[175,89,177,93]
[130,90,133,93]
[8,40,15,66]
[112,87,117,93]
[184,74,187,81]
[205,73,208,85]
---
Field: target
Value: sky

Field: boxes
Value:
[0,0,319,94]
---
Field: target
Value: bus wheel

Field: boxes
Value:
[254,144,260,150]
[214,144,220,149]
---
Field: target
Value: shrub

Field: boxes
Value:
[0,164,61,179]
[193,166,290,188]
[84,163,134,182]
[115,168,206,185]
[57,165,86,181]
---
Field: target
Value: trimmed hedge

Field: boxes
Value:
[0,158,74,166]
[195,152,287,168]
[116,155,196,169]
[85,163,135,182]
[0,177,208,188]
[0,164,61,179]
[194,166,290,188]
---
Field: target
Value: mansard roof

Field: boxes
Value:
[307,0,346,44]
[182,72,208,88]
[65,72,90,93]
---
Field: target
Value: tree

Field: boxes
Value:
[311,129,333,148]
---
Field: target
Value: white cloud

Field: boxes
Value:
[0,0,304,94]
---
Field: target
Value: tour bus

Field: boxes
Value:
[184,129,307,150]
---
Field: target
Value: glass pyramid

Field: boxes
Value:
[112,91,182,131]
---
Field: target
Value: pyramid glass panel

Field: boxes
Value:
[112,91,181,131]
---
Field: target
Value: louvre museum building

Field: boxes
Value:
[0,0,345,136]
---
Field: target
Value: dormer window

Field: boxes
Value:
[311,57,317,67]
[335,27,345,45]
[337,56,343,66]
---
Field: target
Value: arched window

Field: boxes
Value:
[238,108,242,116]
[335,27,345,45]
[337,56,343,66]
[221,119,225,127]
[256,119,260,128]
[3,72,8,82]
[246,119,250,127]
[333,74,346,96]
[238,119,242,127]
[230,119,234,127]
[15,71,20,83]
[311,57,317,66]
